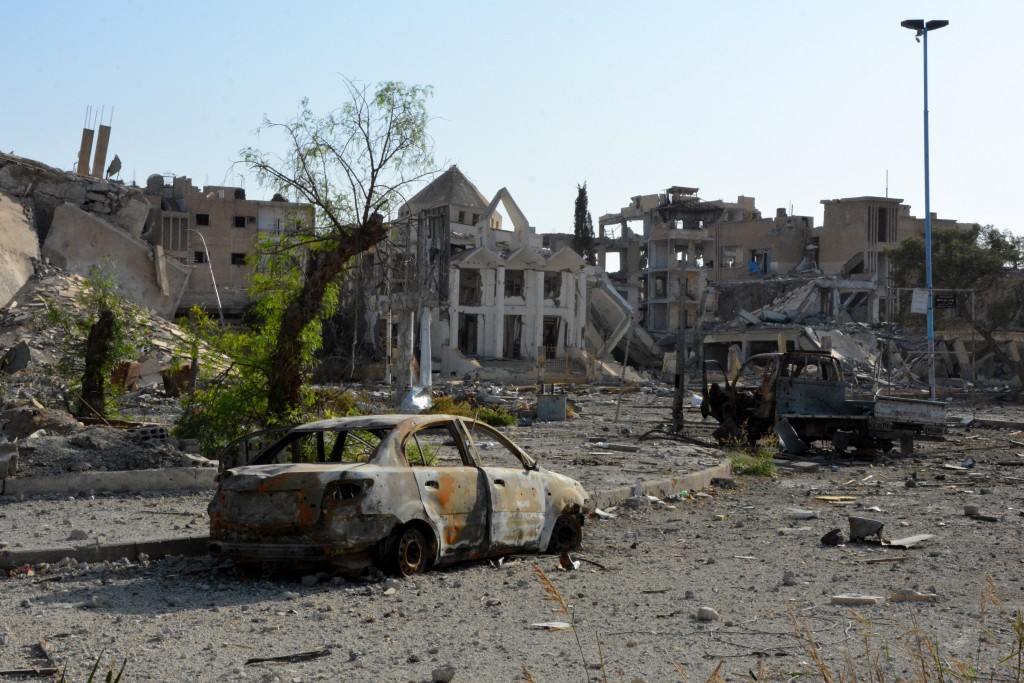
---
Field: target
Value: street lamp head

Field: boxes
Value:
[901,19,949,37]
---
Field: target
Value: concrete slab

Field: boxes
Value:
[42,203,190,319]
[0,190,38,308]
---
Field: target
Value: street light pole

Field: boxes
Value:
[901,18,948,401]
[188,229,225,326]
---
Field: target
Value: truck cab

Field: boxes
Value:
[702,350,944,454]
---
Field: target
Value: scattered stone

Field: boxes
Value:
[432,664,457,682]
[696,606,720,622]
[889,589,942,602]
[300,575,319,587]
[830,594,885,606]
[848,516,884,541]
[67,529,89,541]
[821,528,844,546]
[783,571,797,586]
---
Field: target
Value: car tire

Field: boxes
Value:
[386,526,430,576]
[547,514,583,553]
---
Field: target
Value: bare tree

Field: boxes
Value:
[240,79,435,421]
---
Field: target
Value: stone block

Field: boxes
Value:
[111,199,150,237]
[536,394,567,421]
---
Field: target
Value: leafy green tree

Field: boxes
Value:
[573,182,596,266]
[887,224,1024,383]
[173,242,328,453]
[238,79,435,422]
[41,266,147,417]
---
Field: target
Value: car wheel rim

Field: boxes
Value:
[398,532,423,574]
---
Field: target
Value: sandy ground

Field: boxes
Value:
[2,390,1024,682]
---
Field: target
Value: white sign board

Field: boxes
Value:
[910,288,928,315]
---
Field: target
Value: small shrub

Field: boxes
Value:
[727,434,777,476]
[427,396,516,427]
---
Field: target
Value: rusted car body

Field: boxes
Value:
[208,414,588,576]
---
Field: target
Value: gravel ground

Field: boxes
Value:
[2,392,1024,682]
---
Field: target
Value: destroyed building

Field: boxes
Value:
[367,166,601,389]
[0,149,312,322]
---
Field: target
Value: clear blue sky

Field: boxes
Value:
[2,2,1020,234]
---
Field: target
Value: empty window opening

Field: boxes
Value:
[543,272,561,303]
[459,269,482,306]
[504,270,525,298]
[231,253,246,266]
[195,213,210,226]
[458,313,479,355]
[194,251,206,264]
[503,315,523,359]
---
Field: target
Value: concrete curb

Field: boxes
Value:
[0,459,732,569]
[1,467,218,497]
[587,458,733,510]
[0,536,208,569]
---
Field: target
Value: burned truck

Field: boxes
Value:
[700,350,945,454]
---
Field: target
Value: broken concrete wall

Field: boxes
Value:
[0,152,150,244]
[0,191,39,308]
[711,279,795,321]
[42,204,190,319]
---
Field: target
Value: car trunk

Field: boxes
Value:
[210,463,365,536]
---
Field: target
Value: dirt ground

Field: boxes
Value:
[1,388,1024,682]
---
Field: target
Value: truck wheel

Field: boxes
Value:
[899,436,914,456]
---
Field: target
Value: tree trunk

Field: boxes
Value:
[78,308,115,419]
[266,215,386,421]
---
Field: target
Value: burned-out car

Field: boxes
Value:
[208,414,589,576]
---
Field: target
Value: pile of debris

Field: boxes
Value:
[0,270,210,393]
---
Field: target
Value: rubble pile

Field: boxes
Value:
[0,270,208,381]
[0,268,222,478]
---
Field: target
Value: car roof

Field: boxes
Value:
[289,413,467,433]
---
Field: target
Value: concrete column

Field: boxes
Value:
[573,272,587,349]
[481,269,497,357]
[529,270,544,360]
[77,128,94,176]
[91,124,111,178]
[495,267,506,358]
[626,241,641,311]
[418,308,432,388]
[449,268,460,314]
